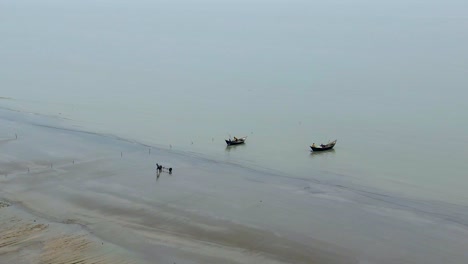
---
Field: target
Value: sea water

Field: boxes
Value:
[1,0,468,205]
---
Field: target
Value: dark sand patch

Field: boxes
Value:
[70,194,356,264]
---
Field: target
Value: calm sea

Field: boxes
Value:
[2,0,468,204]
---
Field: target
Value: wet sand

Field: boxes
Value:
[1,108,468,264]
[0,203,138,264]
[0,108,356,264]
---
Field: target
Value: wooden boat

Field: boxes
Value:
[225,136,247,146]
[310,140,337,151]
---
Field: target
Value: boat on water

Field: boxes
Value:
[225,136,247,146]
[310,140,337,151]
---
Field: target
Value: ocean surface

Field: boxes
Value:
[2,0,468,205]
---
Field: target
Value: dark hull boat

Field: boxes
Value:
[225,136,247,146]
[310,140,337,151]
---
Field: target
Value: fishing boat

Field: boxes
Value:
[225,136,247,146]
[310,140,337,151]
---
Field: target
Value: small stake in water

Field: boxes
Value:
[121,152,123,157]
[15,133,17,139]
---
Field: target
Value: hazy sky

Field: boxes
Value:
[1,0,467,128]
[2,0,467,96]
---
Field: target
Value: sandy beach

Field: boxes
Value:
[2,108,468,264]
[0,202,139,264]
[0,200,354,264]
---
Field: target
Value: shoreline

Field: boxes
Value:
[2,98,468,207]
[2,107,468,264]
[0,108,357,263]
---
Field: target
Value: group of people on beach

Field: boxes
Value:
[156,163,172,174]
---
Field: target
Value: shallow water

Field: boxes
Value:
[2,108,468,263]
